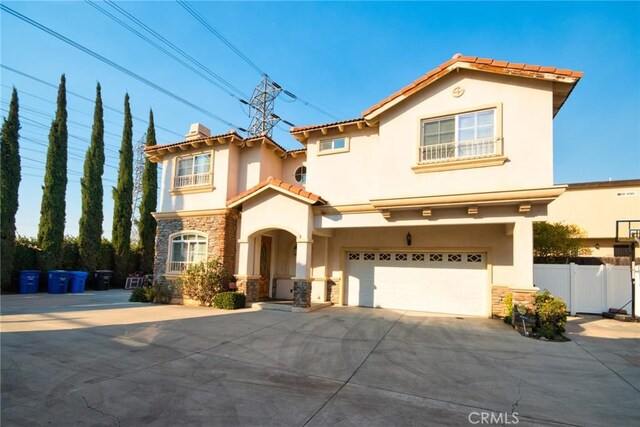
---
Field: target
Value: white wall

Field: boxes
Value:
[304,127,379,205]
[322,223,515,285]
[282,155,306,187]
[304,70,554,206]
[159,145,232,212]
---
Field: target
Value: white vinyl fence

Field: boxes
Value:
[533,264,640,315]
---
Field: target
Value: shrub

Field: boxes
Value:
[214,292,246,310]
[503,293,513,324]
[535,290,567,340]
[151,277,173,304]
[60,235,80,271]
[97,239,115,271]
[129,287,149,303]
[178,258,233,307]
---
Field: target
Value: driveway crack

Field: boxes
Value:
[81,395,121,427]
[511,381,523,413]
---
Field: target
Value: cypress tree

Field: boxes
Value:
[38,74,68,271]
[1,87,21,290]
[78,83,105,271]
[138,109,158,274]
[112,93,133,286]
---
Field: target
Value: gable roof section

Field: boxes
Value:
[226,178,326,208]
[363,55,583,120]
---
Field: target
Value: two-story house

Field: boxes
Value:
[144,54,583,317]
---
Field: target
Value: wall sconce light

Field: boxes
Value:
[406,232,412,246]
[595,243,600,250]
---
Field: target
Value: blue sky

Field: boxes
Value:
[1,1,639,239]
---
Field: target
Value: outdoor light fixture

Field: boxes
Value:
[595,243,600,250]
[406,232,412,246]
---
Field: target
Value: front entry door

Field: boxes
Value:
[258,236,272,298]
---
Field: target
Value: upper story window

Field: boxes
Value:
[420,108,498,163]
[294,166,307,184]
[169,233,207,273]
[174,152,212,189]
[319,137,348,154]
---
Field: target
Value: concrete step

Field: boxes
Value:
[251,301,333,313]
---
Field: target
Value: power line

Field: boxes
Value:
[98,0,249,100]
[177,0,265,77]
[3,107,121,157]
[176,1,340,121]
[1,65,184,138]
[0,6,244,130]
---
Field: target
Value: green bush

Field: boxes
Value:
[214,292,246,310]
[59,236,80,271]
[178,258,233,307]
[503,293,513,324]
[535,290,567,340]
[129,287,149,303]
[97,239,115,271]
[151,277,173,304]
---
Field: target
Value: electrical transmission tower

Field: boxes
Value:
[131,132,147,245]
[246,75,282,138]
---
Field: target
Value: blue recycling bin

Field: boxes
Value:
[19,270,40,294]
[68,271,88,293]
[48,270,70,294]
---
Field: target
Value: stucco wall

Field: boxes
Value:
[258,144,283,182]
[303,70,554,206]
[239,190,313,240]
[547,184,640,238]
[282,155,306,187]
[322,224,515,286]
[159,145,231,212]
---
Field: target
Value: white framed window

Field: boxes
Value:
[294,166,307,184]
[168,233,207,273]
[318,137,348,154]
[173,152,212,189]
[420,108,498,163]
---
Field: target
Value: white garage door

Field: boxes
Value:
[346,251,488,316]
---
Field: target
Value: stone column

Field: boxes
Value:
[293,281,312,311]
[236,276,259,305]
[513,218,534,288]
[293,240,312,310]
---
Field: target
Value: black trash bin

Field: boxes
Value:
[92,270,113,291]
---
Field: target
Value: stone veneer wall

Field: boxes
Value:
[491,286,512,318]
[327,279,340,304]
[492,285,537,333]
[154,210,238,278]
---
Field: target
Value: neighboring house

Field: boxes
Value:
[546,179,640,257]
[144,54,583,317]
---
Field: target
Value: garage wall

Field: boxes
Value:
[323,224,514,285]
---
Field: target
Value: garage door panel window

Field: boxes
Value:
[346,251,488,316]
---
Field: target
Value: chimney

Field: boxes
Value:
[185,123,211,141]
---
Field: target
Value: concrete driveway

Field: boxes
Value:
[1,291,638,426]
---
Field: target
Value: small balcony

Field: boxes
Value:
[173,172,212,189]
[419,137,500,163]
[168,261,188,273]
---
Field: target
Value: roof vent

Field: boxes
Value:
[452,53,463,59]
[185,123,211,141]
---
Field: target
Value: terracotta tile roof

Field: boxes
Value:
[290,117,365,134]
[243,134,288,153]
[144,130,241,152]
[226,178,326,207]
[362,55,583,118]
[286,147,307,155]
